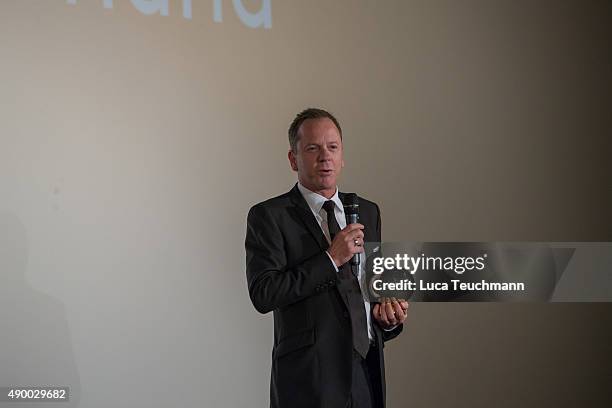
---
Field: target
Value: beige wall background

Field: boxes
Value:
[1,1,610,407]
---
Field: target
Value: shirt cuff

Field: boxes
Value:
[325,251,339,272]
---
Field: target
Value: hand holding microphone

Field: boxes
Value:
[343,193,360,266]
[327,193,363,268]
[327,223,364,267]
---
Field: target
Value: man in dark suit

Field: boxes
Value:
[246,108,408,408]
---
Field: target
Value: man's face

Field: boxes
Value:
[288,117,344,198]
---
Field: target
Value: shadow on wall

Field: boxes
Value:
[0,212,81,407]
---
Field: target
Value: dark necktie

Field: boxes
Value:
[323,200,340,241]
[322,200,370,358]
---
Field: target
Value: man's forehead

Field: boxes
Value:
[298,118,342,143]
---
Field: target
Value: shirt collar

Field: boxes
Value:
[297,183,343,215]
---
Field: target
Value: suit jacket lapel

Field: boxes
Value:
[289,184,329,251]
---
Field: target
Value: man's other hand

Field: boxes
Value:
[373,297,408,330]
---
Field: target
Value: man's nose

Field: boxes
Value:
[318,147,331,161]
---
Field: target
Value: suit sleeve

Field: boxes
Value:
[373,202,404,343]
[245,204,338,314]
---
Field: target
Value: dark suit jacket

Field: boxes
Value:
[246,184,402,408]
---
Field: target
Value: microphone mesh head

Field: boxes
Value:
[343,193,359,215]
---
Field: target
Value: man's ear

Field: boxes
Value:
[288,150,298,171]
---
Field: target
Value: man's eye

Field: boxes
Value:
[306,146,317,151]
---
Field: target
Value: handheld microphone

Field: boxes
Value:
[343,193,360,266]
